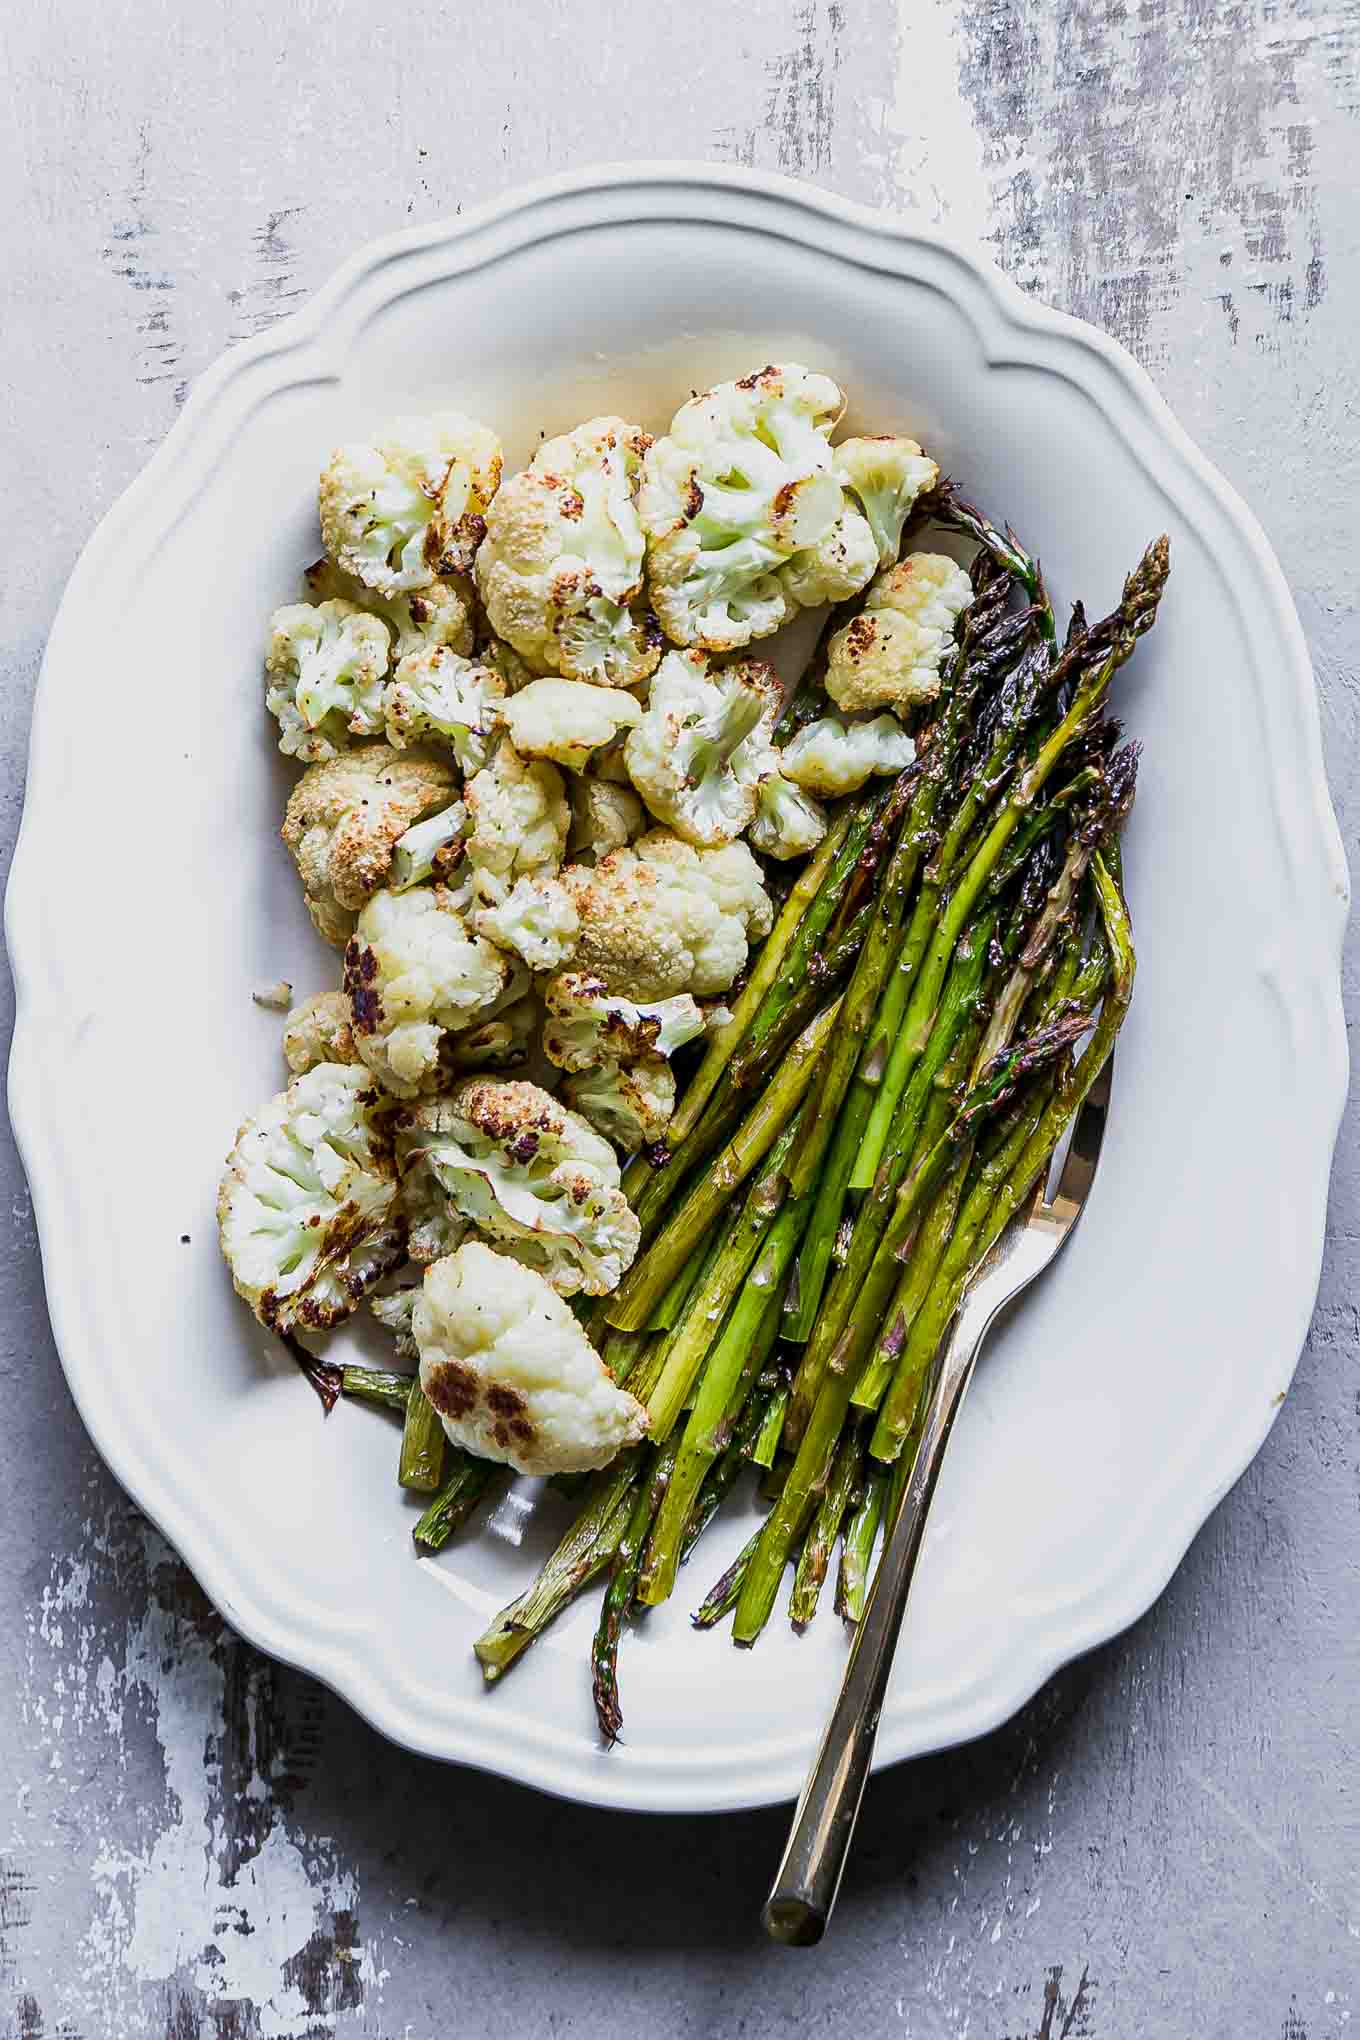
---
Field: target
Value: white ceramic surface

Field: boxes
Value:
[6,166,1347,1814]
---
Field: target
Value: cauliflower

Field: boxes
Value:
[564,1058,675,1155]
[777,505,880,609]
[477,634,536,695]
[825,552,973,714]
[748,762,829,860]
[497,677,642,773]
[344,885,522,1098]
[560,829,773,999]
[396,1079,640,1298]
[282,990,358,1074]
[414,1242,647,1475]
[464,738,570,893]
[304,556,476,660]
[216,1062,403,1333]
[780,712,916,796]
[388,801,467,892]
[444,993,538,1073]
[369,1283,423,1360]
[568,776,646,860]
[835,436,941,569]
[541,971,706,1073]
[281,746,460,948]
[476,417,662,689]
[623,649,779,847]
[319,411,503,593]
[638,363,876,651]
[382,646,507,773]
[475,873,580,972]
[265,600,390,762]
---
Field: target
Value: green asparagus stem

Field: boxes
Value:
[850,1143,975,1416]
[604,998,841,1332]
[693,1523,766,1629]
[836,1464,888,1621]
[592,1441,679,1744]
[851,542,1166,1189]
[341,1365,413,1414]
[679,1374,780,1563]
[726,905,874,1094]
[790,1430,863,1630]
[750,1384,791,1469]
[473,1452,644,1681]
[413,1457,499,1551]
[640,1221,801,1605]
[398,1382,446,1492]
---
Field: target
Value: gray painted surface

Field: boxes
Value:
[2,2,1357,2032]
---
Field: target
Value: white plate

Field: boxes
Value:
[7,166,1348,1813]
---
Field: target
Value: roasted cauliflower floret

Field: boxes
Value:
[304,557,476,660]
[344,885,522,1098]
[498,677,642,773]
[282,990,359,1074]
[369,1283,425,1361]
[382,646,507,773]
[541,971,706,1073]
[777,505,880,609]
[639,363,876,651]
[780,712,916,796]
[747,762,829,860]
[477,634,536,695]
[474,873,580,972]
[281,746,460,948]
[835,436,941,569]
[568,776,646,860]
[265,600,390,762]
[216,1062,403,1333]
[564,1058,675,1155]
[464,738,570,893]
[396,1079,640,1298]
[825,552,973,714]
[319,411,503,593]
[560,830,772,1000]
[444,993,538,1075]
[623,649,779,847]
[387,801,468,892]
[476,417,662,690]
[414,1241,647,1474]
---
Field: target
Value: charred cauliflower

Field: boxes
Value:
[638,364,875,651]
[780,712,916,796]
[281,746,460,948]
[748,762,829,860]
[825,552,973,715]
[564,1057,675,1155]
[282,989,358,1074]
[541,971,706,1073]
[476,417,661,689]
[567,776,646,861]
[474,873,580,973]
[623,649,779,847]
[304,557,476,661]
[464,738,570,894]
[265,599,390,762]
[414,1241,647,1475]
[559,830,772,1000]
[396,1078,640,1298]
[835,435,941,569]
[344,885,523,1098]
[319,412,503,593]
[382,646,507,773]
[216,1062,403,1333]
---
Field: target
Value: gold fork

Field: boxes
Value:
[763,1061,1112,1946]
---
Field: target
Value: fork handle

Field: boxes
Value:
[761,1310,988,1947]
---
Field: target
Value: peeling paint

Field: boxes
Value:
[101,125,187,409]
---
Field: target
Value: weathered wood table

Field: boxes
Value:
[3,3,1356,2032]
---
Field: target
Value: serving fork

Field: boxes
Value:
[762,1061,1112,1946]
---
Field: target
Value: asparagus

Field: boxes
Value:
[604,998,841,1332]
[281,1332,344,1414]
[836,1464,888,1621]
[693,1523,766,1630]
[750,1384,792,1469]
[592,1441,679,1744]
[413,1457,499,1551]
[679,1371,782,1563]
[790,1429,863,1630]
[398,1381,446,1492]
[340,1364,413,1414]
[474,1451,644,1681]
